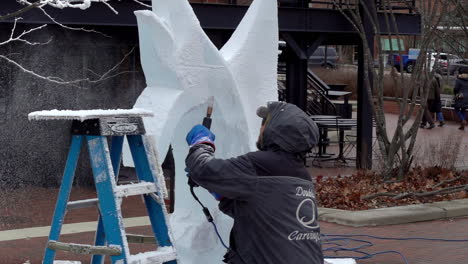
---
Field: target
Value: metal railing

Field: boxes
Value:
[308,0,357,9]
[376,0,416,13]
[306,70,338,116]
[200,0,416,13]
[277,63,337,116]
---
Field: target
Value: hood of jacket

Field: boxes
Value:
[259,102,319,153]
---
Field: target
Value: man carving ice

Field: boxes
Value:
[185,101,324,264]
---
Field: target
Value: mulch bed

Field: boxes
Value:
[315,167,468,210]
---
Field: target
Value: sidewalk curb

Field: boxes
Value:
[318,198,468,227]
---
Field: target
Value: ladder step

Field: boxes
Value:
[126,234,157,244]
[47,241,121,255]
[67,198,99,210]
[128,247,177,264]
[115,181,157,197]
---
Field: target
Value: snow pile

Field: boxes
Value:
[28,108,153,121]
[128,246,177,264]
[142,135,169,199]
[114,181,157,197]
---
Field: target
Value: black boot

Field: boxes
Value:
[459,120,466,130]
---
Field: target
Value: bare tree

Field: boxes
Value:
[441,0,468,59]
[0,0,143,86]
[331,0,449,180]
[420,0,467,75]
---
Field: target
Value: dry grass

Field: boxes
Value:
[415,136,463,170]
[372,124,464,173]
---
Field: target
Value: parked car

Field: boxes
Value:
[435,58,468,75]
[388,48,419,73]
[388,53,415,73]
[449,60,468,75]
[389,50,462,74]
[308,46,339,68]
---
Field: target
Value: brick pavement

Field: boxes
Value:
[1,204,467,264]
[0,187,148,232]
[306,113,468,173]
[320,217,468,264]
[0,226,155,264]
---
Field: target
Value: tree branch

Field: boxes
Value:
[0,1,43,20]
[38,7,111,38]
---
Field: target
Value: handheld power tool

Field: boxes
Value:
[202,96,214,130]
[188,96,217,222]
[188,96,232,250]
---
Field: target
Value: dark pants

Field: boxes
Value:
[422,101,435,126]
[455,107,467,121]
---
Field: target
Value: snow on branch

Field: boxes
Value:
[0,17,51,46]
[17,0,119,14]
[133,0,151,8]
[38,7,111,38]
[0,0,141,86]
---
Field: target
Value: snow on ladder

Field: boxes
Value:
[29,109,177,264]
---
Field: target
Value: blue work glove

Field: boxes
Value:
[186,124,216,149]
[210,191,224,201]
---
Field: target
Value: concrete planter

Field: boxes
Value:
[318,199,468,227]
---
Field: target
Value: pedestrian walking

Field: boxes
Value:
[453,68,468,130]
[432,74,445,127]
[421,74,438,129]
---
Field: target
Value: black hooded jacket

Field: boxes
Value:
[185,102,323,264]
[454,73,468,109]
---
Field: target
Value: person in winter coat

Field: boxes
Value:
[431,74,445,127]
[185,101,324,264]
[454,68,468,130]
[421,75,437,129]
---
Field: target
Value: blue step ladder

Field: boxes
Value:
[31,110,178,264]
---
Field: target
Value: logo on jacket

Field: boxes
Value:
[287,186,320,242]
[296,198,319,229]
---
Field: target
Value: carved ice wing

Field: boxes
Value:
[135,0,251,159]
[150,0,218,65]
[134,10,181,90]
[221,0,279,145]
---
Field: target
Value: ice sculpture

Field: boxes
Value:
[132,0,278,263]
[131,1,358,264]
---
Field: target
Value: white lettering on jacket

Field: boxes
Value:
[288,231,321,242]
[295,186,315,199]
